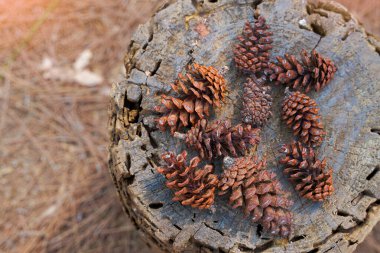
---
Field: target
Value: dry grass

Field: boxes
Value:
[0,1,163,252]
[0,0,378,253]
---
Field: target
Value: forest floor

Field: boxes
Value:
[0,0,378,252]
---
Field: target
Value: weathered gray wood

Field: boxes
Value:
[108,0,380,252]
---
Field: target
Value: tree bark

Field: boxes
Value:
[108,0,380,252]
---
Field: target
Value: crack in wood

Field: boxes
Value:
[370,128,380,135]
[151,59,162,76]
[203,222,225,236]
[149,202,164,209]
[313,36,323,50]
[253,239,274,253]
[366,166,379,180]
[173,224,182,230]
[237,243,254,252]
[341,27,356,41]
[290,234,307,243]
[351,190,376,206]
[252,0,263,11]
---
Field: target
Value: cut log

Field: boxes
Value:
[108,0,380,252]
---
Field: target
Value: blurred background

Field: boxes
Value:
[0,0,378,252]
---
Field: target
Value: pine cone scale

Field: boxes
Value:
[279,141,334,201]
[156,63,227,133]
[157,151,218,209]
[269,49,337,92]
[183,119,260,160]
[242,77,273,126]
[282,91,325,147]
[219,156,293,237]
[234,16,273,74]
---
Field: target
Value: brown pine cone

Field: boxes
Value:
[234,16,273,74]
[157,151,219,209]
[155,63,227,134]
[282,90,325,147]
[242,77,273,126]
[219,155,293,238]
[279,141,334,201]
[178,119,260,160]
[267,49,337,92]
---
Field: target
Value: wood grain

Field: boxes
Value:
[108,0,380,252]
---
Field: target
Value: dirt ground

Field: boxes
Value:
[0,0,378,252]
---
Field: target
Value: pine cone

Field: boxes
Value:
[219,155,293,237]
[267,49,337,92]
[242,77,273,126]
[279,141,334,201]
[155,63,227,134]
[180,119,261,160]
[157,151,219,209]
[282,90,325,147]
[233,16,273,74]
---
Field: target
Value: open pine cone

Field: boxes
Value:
[279,141,334,201]
[267,49,337,92]
[282,90,325,147]
[155,63,227,134]
[242,77,273,126]
[233,16,273,74]
[157,151,219,209]
[176,119,261,160]
[219,155,293,238]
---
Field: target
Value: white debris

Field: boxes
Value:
[40,49,103,86]
[220,65,230,75]
[73,49,93,71]
[42,67,74,81]
[299,19,307,26]
[74,69,103,86]
[39,57,53,70]
[298,19,311,30]
[41,204,58,218]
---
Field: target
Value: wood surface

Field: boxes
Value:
[108,0,380,252]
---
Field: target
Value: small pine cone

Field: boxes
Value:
[267,49,337,92]
[155,63,227,133]
[182,119,261,160]
[233,16,273,74]
[157,151,219,209]
[219,155,293,238]
[154,94,209,134]
[279,141,334,201]
[282,90,325,147]
[242,77,273,126]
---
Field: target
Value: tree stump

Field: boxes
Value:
[108,0,380,252]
